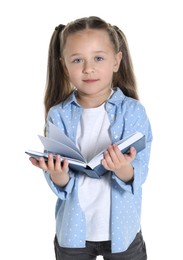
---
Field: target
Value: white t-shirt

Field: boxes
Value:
[76,103,112,241]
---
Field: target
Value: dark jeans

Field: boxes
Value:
[54,231,147,260]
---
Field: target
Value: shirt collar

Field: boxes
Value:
[62,90,81,108]
[62,87,125,108]
[107,87,126,105]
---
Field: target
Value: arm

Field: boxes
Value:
[102,139,151,194]
[30,154,70,187]
[102,103,153,193]
[29,114,76,199]
[29,154,75,200]
[102,145,136,183]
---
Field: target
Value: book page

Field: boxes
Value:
[48,122,81,153]
[39,135,86,162]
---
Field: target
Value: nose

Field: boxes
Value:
[82,60,95,74]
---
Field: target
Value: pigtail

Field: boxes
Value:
[44,24,72,121]
[112,26,139,100]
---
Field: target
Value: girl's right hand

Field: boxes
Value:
[29,154,70,187]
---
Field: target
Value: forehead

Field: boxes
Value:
[63,29,114,53]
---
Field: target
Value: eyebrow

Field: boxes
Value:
[69,51,107,58]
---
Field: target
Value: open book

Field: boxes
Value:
[25,122,146,178]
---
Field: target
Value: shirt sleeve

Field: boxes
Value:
[43,114,76,200]
[112,102,153,194]
[44,170,75,200]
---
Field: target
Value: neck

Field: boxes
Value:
[76,89,112,108]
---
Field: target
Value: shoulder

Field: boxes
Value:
[111,87,146,113]
[47,103,63,120]
[124,96,146,113]
[48,92,79,116]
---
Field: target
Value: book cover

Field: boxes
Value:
[25,122,146,178]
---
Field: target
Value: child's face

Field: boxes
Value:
[62,29,122,99]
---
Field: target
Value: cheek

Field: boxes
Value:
[67,68,80,82]
[103,65,116,76]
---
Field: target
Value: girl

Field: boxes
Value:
[30,16,152,260]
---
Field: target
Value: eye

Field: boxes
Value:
[72,58,83,63]
[95,56,104,62]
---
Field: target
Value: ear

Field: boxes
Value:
[113,51,122,72]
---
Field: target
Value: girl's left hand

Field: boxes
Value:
[101,145,136,182]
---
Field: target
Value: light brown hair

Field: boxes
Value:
[44,16,139,121]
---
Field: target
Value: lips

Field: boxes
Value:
[83,79,99,83]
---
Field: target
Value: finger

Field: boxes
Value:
[107,145,120,165]
[38,157,49,171]
[47,153,55,170]
[54,155,62,171]
[127,146,137,158]
[129,147,137,160]
[124,147,137,162]
[112,144,125,161]
[62,159,69,171]
[130,146,136,155]
[103,150,115,168]
[29,157,40,167]
[101,158,111,170]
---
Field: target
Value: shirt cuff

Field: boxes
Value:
[44,171,75,200]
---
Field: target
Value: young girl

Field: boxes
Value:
[30,16,152,260]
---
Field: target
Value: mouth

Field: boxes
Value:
[82,79,99,83]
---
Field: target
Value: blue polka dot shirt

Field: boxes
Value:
[44,87,153,253]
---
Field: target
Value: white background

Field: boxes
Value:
[0,0,182,259]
